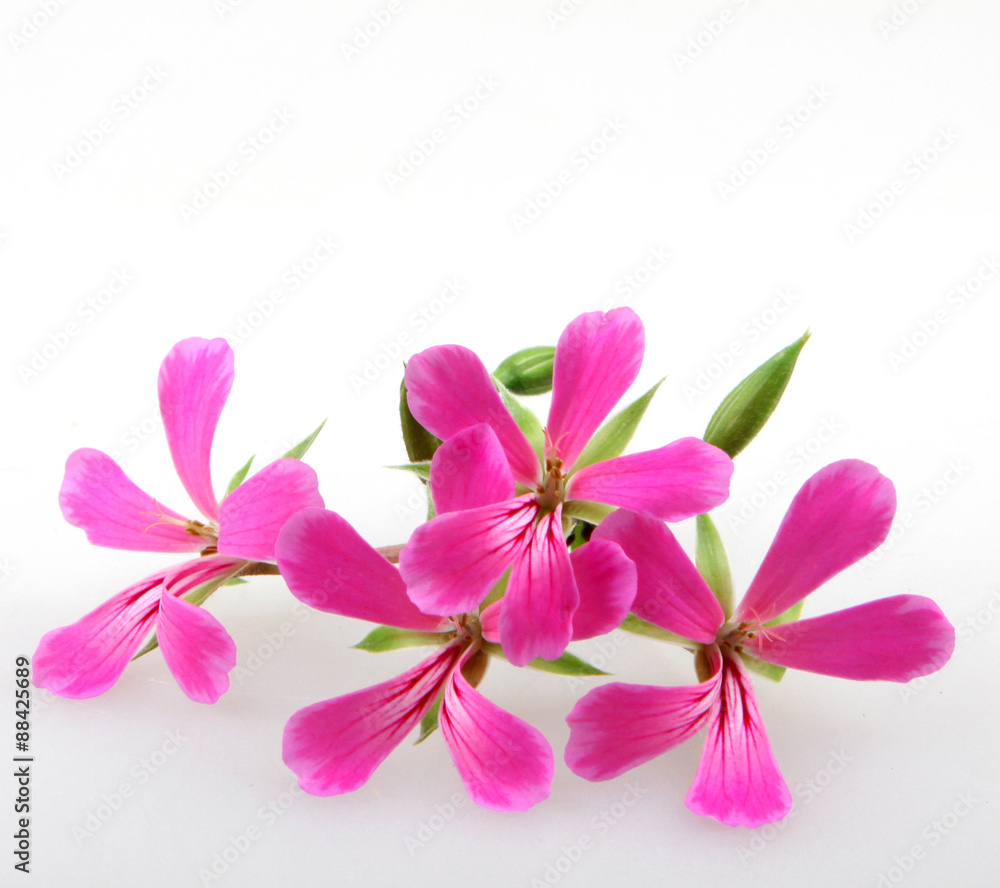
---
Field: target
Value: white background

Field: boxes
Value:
[1,1,998,886]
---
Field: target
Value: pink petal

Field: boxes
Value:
[158,337,234,521]
[546,307,644,470]
[156,584,237,704]
[33,572,165,699]
[737,460,896,626]
[566,650,723,781]
[399,497,536,617]
[567,438,734,521]
[276,508,446,632]
[569,538,637,641]
[686,653,792,828]
[430,424,516,514]
[282,645,461,795]
[594,510,724,643]
[747,595,956,682]
[59,448,201,553]
[499,508,578,666]
[405,345,541,486]
[217,458,324,562]
[440,650,553,811]
[479,601,501,643]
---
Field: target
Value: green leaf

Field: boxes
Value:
[352,625,453,653]
[415,699,441,744]
[481,642,609,676]
[620,614,694,647]
[493,346,555,396]
[704,331,810,458]
[574,379,664,471]
[494,377,545,465]
[400,378,441,462]
[388,462,431,481]
[283,419,327,460]
[695,514,734,618]
[225,455,255,497]
[562,500,615,525]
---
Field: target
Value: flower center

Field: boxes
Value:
[717,620,761,656]
[185,519,219,556]
[535,458,566,515]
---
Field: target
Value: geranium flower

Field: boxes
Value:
[398,308,733,666]
[34,338,323,703]
[564,460,956,827]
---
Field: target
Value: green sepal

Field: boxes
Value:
[400,378,441,462]
[224,577,249,586]
[225,455,255,497]
[282,419,327,460]
[704,331,810,458]
[566,521,593,550]
[388,462,431,481]
[574,379,664,472]
[739,602,806,682]
[351,625,453,653]
[415,699,441,745]
[695,513,734,618]
[494,377,545,465]
[562,500,615,525]
[480,570,509,612]
[620,614,695,648]
[481,642,608,676]
[493,346,555,396]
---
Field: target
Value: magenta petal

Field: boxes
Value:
[686,654,792,828]
[749,595,956,682]
[405,345,541,486]
[156,587,237,704]
[276,509,446,632]
[217,458,324,562]
[158,337,234,521]
[499,508,578,666]
[546,308,644,470]
[59,449,201,553]
[33,572,165,698]
[479,601,501,643]
[399,498,535,617]
[282,645,460,796]
[430,424,516,514]
[569,539,637,641]
[737,460,897,625]
[566,656,722,781]
[440,653,554,811]
[594,510,723,643]
[567,438,734,521]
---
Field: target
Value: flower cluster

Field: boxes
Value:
[34,308,955,827]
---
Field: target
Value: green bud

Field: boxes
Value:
[574,379,663,472]
[493,346,555,395]
[400,378,441,463]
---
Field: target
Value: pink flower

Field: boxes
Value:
[398,308,734,666]
[275,508,561,811]
[34,338,324,703]
[564,460,956,827]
